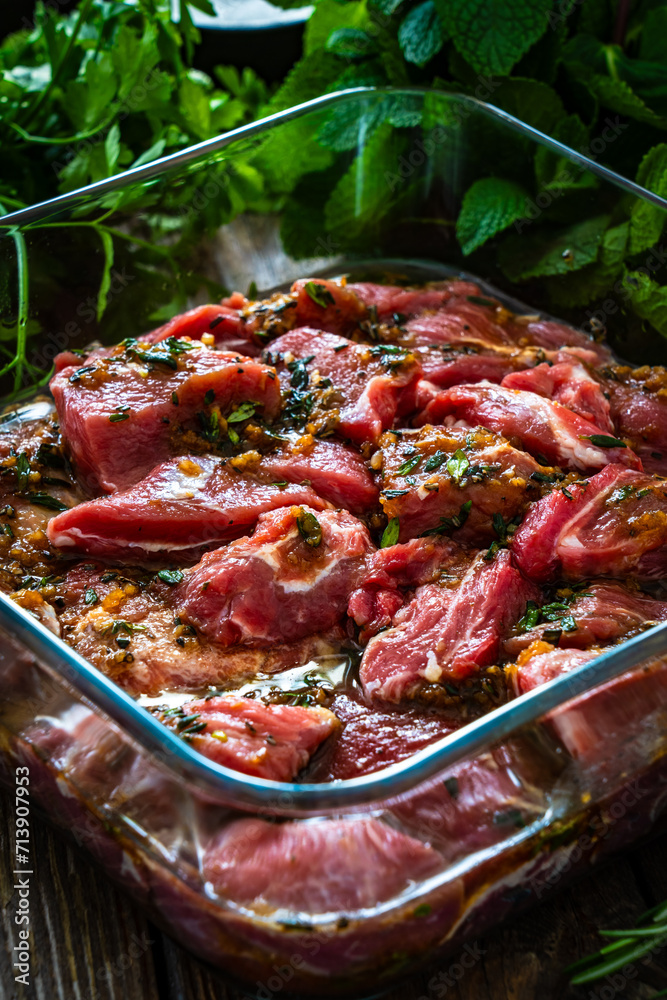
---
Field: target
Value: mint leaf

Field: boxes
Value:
[493,78,565,133]
[398,2,446,68]
[623,271,667,339]
[440,0,552,77]
[534,115,593,191]
[456,178,530,256]
[542,222,628,308]
[326,28,377,59]
[639,8,667,65]
[630,144,667,253]
[499,215,610,282]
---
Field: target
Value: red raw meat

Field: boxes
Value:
[255,435,378,514]
[347,279,478,319]
[605,365,667,475]
[266,327,421,445]
[360,550,539,702]
[378,425,547,542]
[178,505,374,646]
[203,816,444,913]
[512,464,667,582]
[390,741,553,860]
[417,382,640,472]
[348,536,470,642]
[51,342,280,492]
[290,277,367,332]
[153,695,339,781]
[145,302,260,356]
[501,356,614,432]
[56,563,339,696]
[514,646,667,768]
[504,581,667,657]
[47,455,328,561]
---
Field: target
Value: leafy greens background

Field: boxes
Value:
[1,0,667,395]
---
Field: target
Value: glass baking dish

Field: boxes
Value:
[1,88,667,998]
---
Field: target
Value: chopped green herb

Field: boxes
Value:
[530,471,558,484]
[444,777,459,798]
[562,487,574,500]
[204,389,215,406]
[413,904,432,918]
[467,295,497,308]
[0,523,13,539]
[296,509,322,547]
[397,454,422,476]
[25,492,68,512]
[421,500,472,536]
[15,452,31,491]
[84,588,99,606]
[579,434,627,448]
[109,411,130,423]
[157,569,184,585]
[446,448,470,483]
[172,392,179,406]
[381,517,400,548]
[542,628,563,644]
[333,343,348,352]
[227,401,258,423]
[493,808,525,829]
[381,489,410,498]
[423,451,448,473]
[304,281,335,309]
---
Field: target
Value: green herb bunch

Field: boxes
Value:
[0,0,273,395]
[264,0,667,360]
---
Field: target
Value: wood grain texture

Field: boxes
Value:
[1,217,666,1000]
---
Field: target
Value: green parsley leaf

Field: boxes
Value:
[381,517,400,548]
[84,588,99,606]
[157,569,184,585]
[446,448,470,482]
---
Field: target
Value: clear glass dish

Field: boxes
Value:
[1,88,667,998]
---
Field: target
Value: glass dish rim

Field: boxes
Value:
[2,85,667,229]
[2,86,667,811]
[3,591,667,812]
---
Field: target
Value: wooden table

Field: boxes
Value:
[1,217,666,1000]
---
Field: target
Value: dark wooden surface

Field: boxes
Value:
[1,218,666,1000]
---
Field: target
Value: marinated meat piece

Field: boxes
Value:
[378,425,548,543]
[347,279,479,319]
[266,328,421,445]
[415,343,544,392]
[348,536,470,641]
[501,357,614,432]
[313,689,458,779]
[417,382,640,472]
[400,293,611,363]
[56,564,340,696]
[513,645,667,768]
[145,302,261,356]
[360,550,539,703]
[178,506,374,646]
[604,365,667,475]
[203,816,445,913]
[512,464,667,582]
[290,277,367,332]
[47,455,329,562]
[51,341,280,492]
[504,582,667,657]
[152,696,339,781]
[390,741,553,860]
[238,435,378,514]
